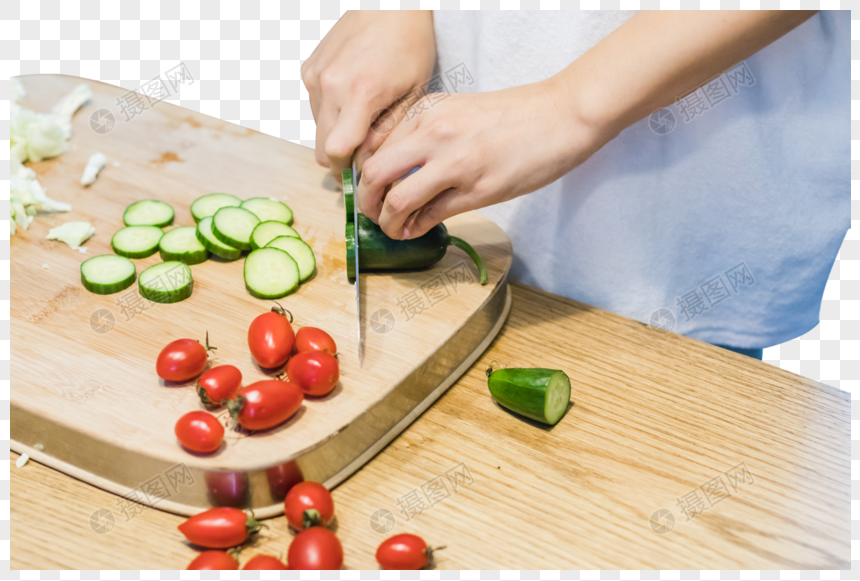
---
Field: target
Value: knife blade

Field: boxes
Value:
[351,158,362,364]
[342,160,362,364]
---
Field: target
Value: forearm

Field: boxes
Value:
[552,10,817,142]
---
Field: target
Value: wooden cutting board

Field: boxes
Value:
[11,75,512,517]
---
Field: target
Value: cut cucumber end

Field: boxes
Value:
[81,254,137,295]
[159,226,209,265]
[244,247,300,299]
[190,193,242,223]
[123,200,175,228]
[543,371,572,426]
[139,261,193,304]
[212,206,260,251]
[250,221,300,250]
[240,197,293,225]
[265,235,316,281]
[111,226,164,259]
[196,216,242,261]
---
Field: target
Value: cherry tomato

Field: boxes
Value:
[248,305,295,368]
[187,550,238,570]
[178,507,262,549]
[375,534,435,570]
[285,482,335,531]
[266,461,304,500]
[286,351,339,397]
[295,327,337,355]
[157,334,213,382]
[197,365,242,406]
[243,555,288,570]
[288,527,343,570]
[226,380,303,431]
[175,411,224,453]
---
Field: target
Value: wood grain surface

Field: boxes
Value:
[12,282,850,570]
[10,74,512,513]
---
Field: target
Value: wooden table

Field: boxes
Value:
[12,284,850,570]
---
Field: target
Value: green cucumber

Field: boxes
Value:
[212,206,260,251]
[190,193,242,223]
[195,216,242,261]
[139,261,193,304]
[111,226,164,259]
[240,197,293,225]
[486,366,571,426]
[265,236,315,281]
[123,200,175,228]
[80,254,137,295]
[159,226,209,265]
[243,248,300,299]
[250,221,300,250]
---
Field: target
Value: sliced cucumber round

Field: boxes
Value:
[139,261,193,304]
[196,216,242,261]
[487,367,571,426]
[111,226,164,259]
[81,254,137,295]
[212,206,260,251]
[123,200,175,228]
[240,197,293,225]
[190,193,242,223]
[158,226,209,265]
[243,248,300,299]
[250,221,301,250]
[265,236,315,281]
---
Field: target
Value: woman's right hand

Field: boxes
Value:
[301,10,437,183]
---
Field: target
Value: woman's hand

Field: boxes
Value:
[301,10,436,182]
[356,79,610,240]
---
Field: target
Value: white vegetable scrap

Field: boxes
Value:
[16,454,29,467]
[46,221,95,251]
[112,161,121,167]
[41,263,49,269]
[81,152,107,186]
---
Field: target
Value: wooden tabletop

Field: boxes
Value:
[12,283,850,570]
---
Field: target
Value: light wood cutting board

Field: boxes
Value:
[11,75,512,517]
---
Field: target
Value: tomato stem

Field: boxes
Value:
[197,386,215,407]
[271,302,294,323]
[204,330,217,352]
[223,395,246,429]
[302,508,322,530]
[244,509,267,536]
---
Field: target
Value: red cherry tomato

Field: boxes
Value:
[175,411,224,453]
[243,555,288,570]
[227,380,303,431]
[285,482,335,531]
[376,534,433,570]
[248,306,295,368]
[288,527,343,570]
[197,365,242,406]
[178,507,262,549]
[286,351,339,396]
[295,327,337,355]
[187,550,238,570]
[157,335,213,382]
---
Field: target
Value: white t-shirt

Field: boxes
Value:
[433,11,850,349]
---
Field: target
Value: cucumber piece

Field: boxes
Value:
[80,254,137,295]
[250,221,301,250]
[123,200,175,228]
[196,216,242,261]
[243,248,300,299]
[212,206,260,251]
[139,261,194,304]
[190,193,242,223]
[265,236,316,281]
[159,226,209,265]
[486,367,571,426]
[240,197,293,225]
[111,226,164,259]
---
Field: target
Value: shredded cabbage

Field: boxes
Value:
[46,221,95,250]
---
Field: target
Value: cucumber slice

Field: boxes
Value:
[159,226,209,265]
[265,236,316,281]
[111,226,164,259]
[212,206,260,251]
[190,193,242,223]
[196,216,242,261]
[240,197,293,225]
[250,221,301,250]
[123,200,175,228]
[486,367,571,426]
[139,261,193,304]
[80,254,137,295]
[243,248,300,299]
